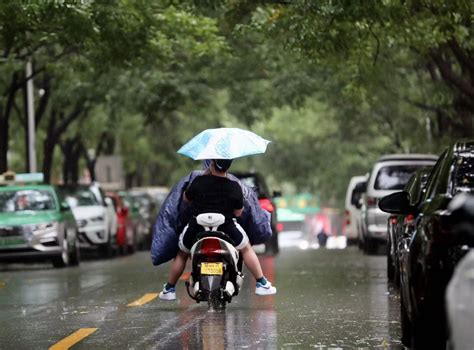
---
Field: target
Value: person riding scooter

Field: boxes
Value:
[159,159,277,300]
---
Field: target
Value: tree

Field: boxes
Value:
[261,1,473,132]
[1,1,227,182]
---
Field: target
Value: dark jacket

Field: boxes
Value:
[150,170,272,265]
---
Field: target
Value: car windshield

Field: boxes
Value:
[63,188,100,207]
[0,189,56,213]
[374,165,430,190]
[452,154,474,193]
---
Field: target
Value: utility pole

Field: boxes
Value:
[26,59,37,173]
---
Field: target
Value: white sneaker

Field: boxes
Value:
[159,284,176,301]
[255,281,277,296]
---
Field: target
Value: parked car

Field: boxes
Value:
[386,168,432,286]
[130,186,169,215]
[361,154,437,254]
[118,191,149,250]
[127,190,156,247]
[379,141,473,348]
[233,172,281,255]
[106,192,134,255]
[0,181,80,268]
[89,183,118,243]
[58,184,116,256]
[343,175,367,245]
[446,193,474,350]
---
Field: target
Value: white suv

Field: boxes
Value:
[60,184,117,256]
[343,175,367,244]
[361,154,437,254]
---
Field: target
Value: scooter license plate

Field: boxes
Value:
[201,262,223,275]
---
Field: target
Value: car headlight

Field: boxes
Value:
[90,216,104,222]
[26,222,59,234]
[77,219,87,228]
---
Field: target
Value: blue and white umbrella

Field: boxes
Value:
[177,128,271,160]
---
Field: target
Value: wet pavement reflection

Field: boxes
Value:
[0,233,401,349]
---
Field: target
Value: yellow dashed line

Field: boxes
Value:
[127,293,159,307]
[49,328,98,350]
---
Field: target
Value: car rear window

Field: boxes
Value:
[0,189,56,212]
[452,154,474,193]
[350,181,366,206]
[374,165,430,190]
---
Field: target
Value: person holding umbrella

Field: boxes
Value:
[159,128,277,300]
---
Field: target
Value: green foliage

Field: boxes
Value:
[1,0,472,207]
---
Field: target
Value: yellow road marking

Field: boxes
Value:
[127,293,159,307]
[0,282,5,288]
[49,328,97,350]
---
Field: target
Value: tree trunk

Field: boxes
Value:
[86,159,97,182]
[0,73,20,173]
[0,114,8,174]
[61,137,82,184]
[82,131,109,183]
[42,105,85,183]
[23,82,29,172]
[42,138,56,184]
[42,111,57,184]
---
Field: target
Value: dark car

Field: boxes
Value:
[386,168,432,286]
[379,141,474,348]
[233,172,280,255]
[118,191,151,250]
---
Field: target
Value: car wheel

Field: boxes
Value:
[69,232,80,266]
[52,233,70,268]
[412,289,447,349]
[100,232,114,258]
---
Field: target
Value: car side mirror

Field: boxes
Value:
[105,197,113,207]
[273,190,282,198]
[379,191,415,215]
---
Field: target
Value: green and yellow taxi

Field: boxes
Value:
[0,174,80,267]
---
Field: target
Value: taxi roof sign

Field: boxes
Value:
[0,172,44,184]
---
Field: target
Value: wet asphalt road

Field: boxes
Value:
[0,235,401,349]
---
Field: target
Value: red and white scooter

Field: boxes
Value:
[185,213,244,309]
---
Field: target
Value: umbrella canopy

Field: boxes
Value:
[177,128,270,160]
